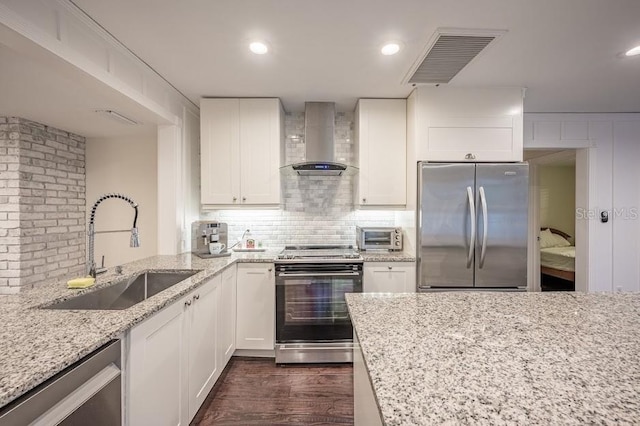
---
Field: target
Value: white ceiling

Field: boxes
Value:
[69,0,640,113]
[1,0,639,138]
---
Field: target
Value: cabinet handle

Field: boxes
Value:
[388,266,393,270]
[193,294,200,301]
[465,153,476,160]
[232,197,237,202]
[268,268,272,272]
[242,197,247,202]
[362,198,367,203]
[184,300,192,307]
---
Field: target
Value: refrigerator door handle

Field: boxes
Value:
[466,186,476,268]
[479,186,488,268]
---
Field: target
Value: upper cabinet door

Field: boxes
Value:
[356,99,407,207]
[409,86,524,162]
[200,98,282,208]
[200,99,241,205]
[239,99,283,205]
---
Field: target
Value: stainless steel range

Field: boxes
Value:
[275,245,363,364]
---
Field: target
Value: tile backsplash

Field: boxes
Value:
[205,209,396,248]
[202,112,400,247]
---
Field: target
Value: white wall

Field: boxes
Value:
[182,107,201,252]
[86,133,158,268]
[524,113,640,293]
[611,121,640,292]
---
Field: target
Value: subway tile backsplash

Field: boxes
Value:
[202,112,399,247]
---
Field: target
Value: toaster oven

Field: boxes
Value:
[356,226,403,251]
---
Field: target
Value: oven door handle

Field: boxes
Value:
[277,272,361,277]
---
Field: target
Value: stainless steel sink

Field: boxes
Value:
[44,270,200,310]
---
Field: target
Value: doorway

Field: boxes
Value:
[525,149,585,292]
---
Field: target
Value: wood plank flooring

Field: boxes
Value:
[191,357,354,425]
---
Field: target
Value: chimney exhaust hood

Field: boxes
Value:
[281,102,357,176]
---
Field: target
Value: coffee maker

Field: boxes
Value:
[192,221,228,257]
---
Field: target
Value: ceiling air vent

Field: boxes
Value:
[405,29,505,84]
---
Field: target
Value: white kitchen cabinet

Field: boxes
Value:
[127,274,224,426]
[236,263,275,350]
[363,262,416,293]
[128,292,189,426]
[408,86,524,162]
[355,99,407,207]
[200,98,283,207]
[219,265,237,365]
[186,274,221,421]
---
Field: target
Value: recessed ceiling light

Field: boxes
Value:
[625,45,640,56]
[249,41,268,55]
[381,43,401,56]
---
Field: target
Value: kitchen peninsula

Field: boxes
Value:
[0,251,278,410]
[347,292,640,425]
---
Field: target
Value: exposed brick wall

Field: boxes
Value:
[0,117,85,293]
[204,112,397,247]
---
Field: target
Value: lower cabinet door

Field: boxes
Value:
[363,262,416,293]
[187,276,221,421]
[236,263,275,350]
[220,265,237,365]
[128,297,189,426]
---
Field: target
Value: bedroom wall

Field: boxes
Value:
[539,165,576,240]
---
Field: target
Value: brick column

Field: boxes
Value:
[0,117,86,293]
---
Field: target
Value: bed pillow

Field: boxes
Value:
[540,228,571,248]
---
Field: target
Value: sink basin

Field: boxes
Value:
[44,270,201,310]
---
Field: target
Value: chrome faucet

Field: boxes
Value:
[87,193,140,278]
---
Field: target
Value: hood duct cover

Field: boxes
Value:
[282,102,356,176]
[407,29,504,84]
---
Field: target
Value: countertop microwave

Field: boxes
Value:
[356,226,403,251]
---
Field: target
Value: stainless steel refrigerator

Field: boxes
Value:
[417,162,529,291]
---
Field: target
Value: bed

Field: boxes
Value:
[540,228,575,283]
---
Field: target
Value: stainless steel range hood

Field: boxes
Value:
[281,102,356,176]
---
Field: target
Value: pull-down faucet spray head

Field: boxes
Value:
[88,193,140,277]
[130,227,140,248]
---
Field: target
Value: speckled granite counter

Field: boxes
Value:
[346,292,640,425]
[360,251,416,262]
[0,250,279,409]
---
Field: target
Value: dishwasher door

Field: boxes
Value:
[0,340,121,426]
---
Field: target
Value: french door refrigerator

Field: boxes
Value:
[418,162,529,291]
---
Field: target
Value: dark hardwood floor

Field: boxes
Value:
[191,357,354,425]
[541,273,575,291]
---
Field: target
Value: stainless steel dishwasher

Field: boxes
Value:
[0,340,121,425]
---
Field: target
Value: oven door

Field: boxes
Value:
[275,263,363,343]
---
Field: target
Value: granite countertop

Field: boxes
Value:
[346,292,640,425]
[0,250,279,409]
[360,251,416,262]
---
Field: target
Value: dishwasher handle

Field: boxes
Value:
[0,340,121,426]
